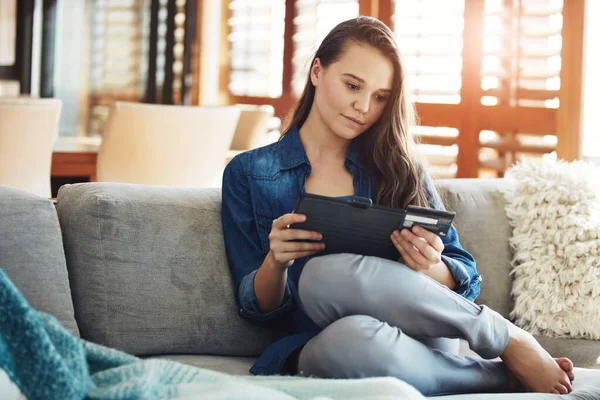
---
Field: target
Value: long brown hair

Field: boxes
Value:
[282,16,429,209]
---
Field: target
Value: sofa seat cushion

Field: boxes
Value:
[150,354,255,375]
[431,368,600,399]
[153,354,600,399]
[56,183,270,357]
[0,185,79,335]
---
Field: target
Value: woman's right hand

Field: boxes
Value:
[267,213,325,268]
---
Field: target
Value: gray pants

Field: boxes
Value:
[297,254,511,396]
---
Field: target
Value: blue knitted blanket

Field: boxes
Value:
[0,268,425,400]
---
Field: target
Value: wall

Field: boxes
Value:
[53,0,87,137]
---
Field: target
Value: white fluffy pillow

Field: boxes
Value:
[504,160,600,339]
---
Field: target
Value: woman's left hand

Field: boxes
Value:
[390,226,445,273]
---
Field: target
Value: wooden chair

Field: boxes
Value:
[229,104,274,151]
[0,98,62,197]
[96,102,240,188]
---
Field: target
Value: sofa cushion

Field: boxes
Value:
[56,183,270,356]
[431,368,600,399]
[536,336,600,370]
[436,179,513,318]
[150,354,255,375]
[0,185,79,335]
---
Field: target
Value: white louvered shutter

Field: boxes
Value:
[478,0,564,176]
[228,0,286,98]
[394,0,465,178]
[88,0,150,135]
[292,0,359,96]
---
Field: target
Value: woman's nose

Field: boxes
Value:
[353,95,370,114]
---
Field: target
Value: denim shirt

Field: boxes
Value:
[221,126,481,375]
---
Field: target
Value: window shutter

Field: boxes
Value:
[227,0,286,98]
[394,0,465,178]
[478,0,563,176]
[88,0,150,135]
[292,0,359,96]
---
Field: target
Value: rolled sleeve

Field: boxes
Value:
[238,270,294,321]
[222,156,295,323]
[439,226,481,302]
[445,258,482,302]
[421,169,481,302]
[441,255,470,290]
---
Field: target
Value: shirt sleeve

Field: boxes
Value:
[221,156,294,321]
[421,171,482,302]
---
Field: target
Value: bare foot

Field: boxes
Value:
[501,323,573,394]
[507,357,575,392]
[506,369,524,392]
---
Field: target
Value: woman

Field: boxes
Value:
[221,16,574,396]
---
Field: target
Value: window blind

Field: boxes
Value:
[394,0,465,178]
[478,0,563,176]
[88,0,150,135]
[227,0,285,98]
[292,0,359,96]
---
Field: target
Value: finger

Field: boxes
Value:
[276,228,322,242]
[282,250,324,261]
[401,230,440,263]
[275,241,325,253]
[400,237,432,267]
[412,226,445,253]
[392,235,419,270]
[273,213,306,230]
[272,249,323,265]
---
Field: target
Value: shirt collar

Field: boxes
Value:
[279,125,365,171]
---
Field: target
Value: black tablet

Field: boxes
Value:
[290,193,455,260]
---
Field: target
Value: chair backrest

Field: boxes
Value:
[96,102,241,188]
[229,104,274,151]
[0,97,62,198]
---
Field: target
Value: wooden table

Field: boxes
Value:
[52,137,100,182]
[51,136,243,182]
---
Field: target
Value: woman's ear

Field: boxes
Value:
[310,58,322,87]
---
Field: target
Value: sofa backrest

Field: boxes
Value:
[436,178,514,318]
[56,183,271,357]
[53,179,513,357]
[0,185,79,336]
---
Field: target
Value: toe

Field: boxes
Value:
[561,378,573,393]
[557,357,574,371]
[568,371,575,382]
[551,389,560,394]
[555,384,569,395]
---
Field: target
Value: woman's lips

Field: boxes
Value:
[344,115,364,126]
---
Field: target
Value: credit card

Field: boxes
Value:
[401,205,455,237]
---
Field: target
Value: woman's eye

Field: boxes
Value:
[375,95,388,102]
[346,83,359,91]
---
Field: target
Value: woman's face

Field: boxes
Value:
[310,42,394,141]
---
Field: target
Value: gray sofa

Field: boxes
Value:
[2,179,600,399]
